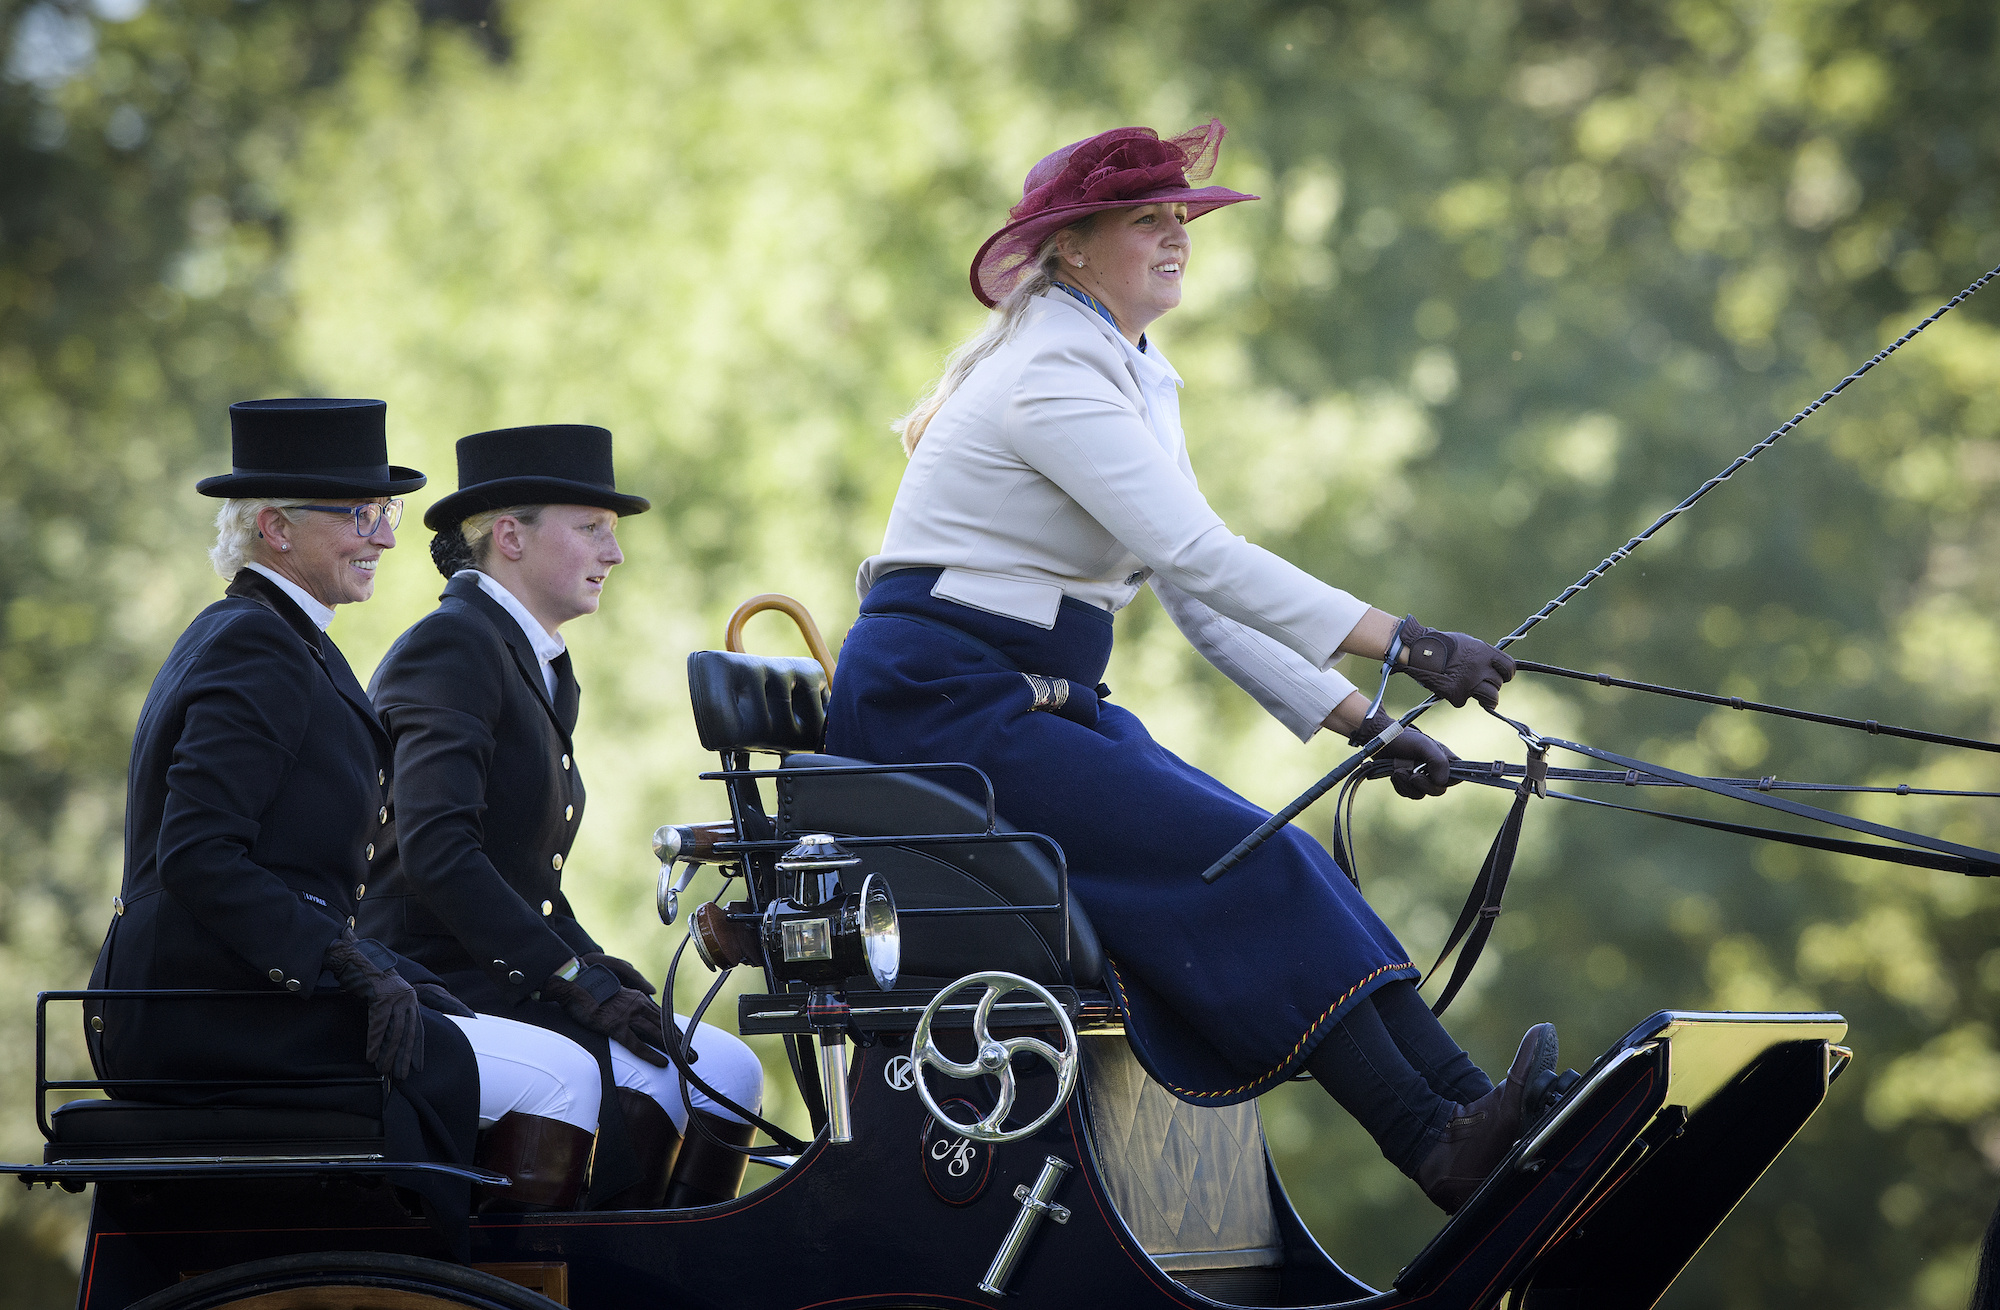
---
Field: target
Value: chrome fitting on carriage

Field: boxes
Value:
[979,1155,1073,1297]
[809,990,855,1145]
[652,820,735,925]
[773,832,857,907]
[655,859,695,926]
[760,836,901,992]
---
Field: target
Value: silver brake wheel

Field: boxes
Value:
[910,970,1079,1144]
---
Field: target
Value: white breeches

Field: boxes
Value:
[446,1013,601,1133]
[609,1020,764,1129]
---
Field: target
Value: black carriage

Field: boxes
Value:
[5,599,1852,1309]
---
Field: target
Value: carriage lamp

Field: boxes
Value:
[773,832,855,907]
[761,835,901,991]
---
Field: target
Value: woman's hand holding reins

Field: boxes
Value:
[1348,712,1459,799]
[1393,617,1516,709]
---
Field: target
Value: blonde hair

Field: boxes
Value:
[432,503,547,577]
[209,498,312,578]
[896,224,1091,454]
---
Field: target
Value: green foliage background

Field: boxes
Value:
[3,0,1997,1304]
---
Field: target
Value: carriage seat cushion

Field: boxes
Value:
[687,651,828,754]
[49,1099,383,1148]
[778,753,1105,989]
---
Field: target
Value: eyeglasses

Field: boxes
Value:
[297,500,404,536]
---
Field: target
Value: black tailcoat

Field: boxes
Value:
[365,572,640,1201]
[89,569,479,1249]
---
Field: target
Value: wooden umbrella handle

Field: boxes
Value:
[724,593,836,682]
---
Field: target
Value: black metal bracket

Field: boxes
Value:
[1,1158,509,1193]
[37,990,388,1141]
[737,986,1117,1037]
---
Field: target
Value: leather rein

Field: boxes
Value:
[1210,260,2000,1013]
[1331,684,2000,1016]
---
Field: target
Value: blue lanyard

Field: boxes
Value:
[1054,281,1147,352]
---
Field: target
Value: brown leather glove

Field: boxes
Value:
[1350,712,1459,800]
[580,951,655,997]
[1395,617,1516,709]
[323,933,425,1080]
[413,982,476,1018]
[541,963,671,1067]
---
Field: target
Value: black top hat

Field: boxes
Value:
[196,398,428,498]
[423,425,651,531]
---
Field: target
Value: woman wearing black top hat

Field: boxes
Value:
[88,399,607,1251]
[363,424,765,1211]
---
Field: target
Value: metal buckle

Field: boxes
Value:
[1362,624,1409,722]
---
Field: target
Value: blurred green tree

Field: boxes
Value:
[0,0,498,1291]
[3,1,1996,1305]
[1024,4,2000,1305]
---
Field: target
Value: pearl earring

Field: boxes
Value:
[280,543,289,552]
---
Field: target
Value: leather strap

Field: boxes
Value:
[1460,777,1985,874]
[1420,746,1543,1017]
[659,932,811,1154]
[1545,738,2000,877]
[1389,725,2000,1020]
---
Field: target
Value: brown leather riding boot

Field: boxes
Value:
[597,1088,683,1210]
[473,1111,595,1212]
[662,1111,755,1209]
[1416,1023,1558,1215]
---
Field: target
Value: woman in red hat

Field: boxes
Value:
[827,123,1555,1212]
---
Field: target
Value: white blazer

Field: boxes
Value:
[859,291,1369,741]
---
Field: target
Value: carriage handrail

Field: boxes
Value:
[37,989,390,1142]
[700,759,1000,833]
[701,760,1075,983]
[2,1159,511,1189]
[700,828,1074,985]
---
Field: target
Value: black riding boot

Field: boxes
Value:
[597,1088,682,1210]
[663,1111,754,1208]
[473,1111,595,1212]
[1307,998,1559,1214]
[1415,1024,1558,1214]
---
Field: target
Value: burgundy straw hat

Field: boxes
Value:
[969,119,1259,308]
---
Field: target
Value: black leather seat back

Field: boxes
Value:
[46,1099,385,1162]
[777,754,1105,989]
[687,651,828,754]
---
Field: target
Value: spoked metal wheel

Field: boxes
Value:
[124,1251,568,1310]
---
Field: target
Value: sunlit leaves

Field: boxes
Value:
[4,1,1999,1305]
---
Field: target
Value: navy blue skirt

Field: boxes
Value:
[825,570,1417,1106]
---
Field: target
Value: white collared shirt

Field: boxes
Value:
[458,570,566,702]
[1112,320,1187,456]
[245,563,334,632]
